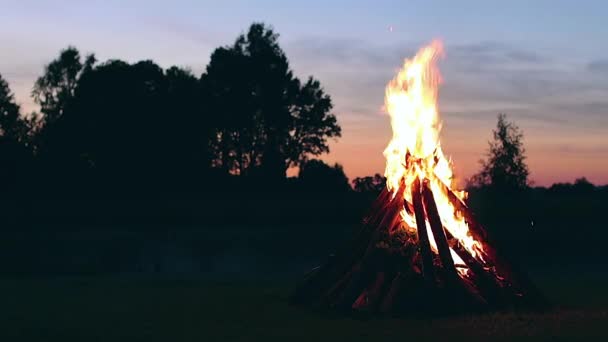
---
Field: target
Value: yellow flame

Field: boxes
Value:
[383,41,485,275]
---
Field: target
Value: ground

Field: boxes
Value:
[1,267,607,341]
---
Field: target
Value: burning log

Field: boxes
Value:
[445,230,491,281]
[441,182,548,308]
[443,229,505,308]
[421,179,459,284]
[411,178,435,285]
[292,185,406,306]
[364,186,403,229]
[456,273,489,310]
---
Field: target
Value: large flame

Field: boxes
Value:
[383,41,484,274]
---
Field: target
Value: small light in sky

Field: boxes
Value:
[388,25,394,32]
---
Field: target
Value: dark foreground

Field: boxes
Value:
[1,267,607,341]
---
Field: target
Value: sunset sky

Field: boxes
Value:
[2,0,607,186]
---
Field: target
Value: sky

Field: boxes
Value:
[2,0,608,186]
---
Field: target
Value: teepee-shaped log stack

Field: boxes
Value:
[290,179,547,315]
[291,40,547,315]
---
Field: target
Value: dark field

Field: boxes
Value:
[1,269,608,341]
[1,188,607,341]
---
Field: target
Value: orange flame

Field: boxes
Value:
[383,40,484,275]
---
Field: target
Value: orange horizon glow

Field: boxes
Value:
[316,81,608,188]
[318,136,608,188]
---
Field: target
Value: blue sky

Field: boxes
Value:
[2,0,608,185]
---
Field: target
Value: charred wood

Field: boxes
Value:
[411,178,436,286]
[421,179,459,284]
[441,181,549,309]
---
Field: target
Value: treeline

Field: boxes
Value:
[1,22,606,244]
[0,23,374,228]
[0,23,346,201]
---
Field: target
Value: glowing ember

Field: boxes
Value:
[383,40,485,276]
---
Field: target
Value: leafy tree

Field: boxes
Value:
[165,66,212,176]
[286,78,339,169]
[32,46,96,124]
[469,113,529,190]
[38,59,163,190]
[298,159,350,192]
[573,177,594,189]
[0,74,28,142]
[201,23,341,179]
[20,112,44,145]
[549,177,595,195]
[0,73,34,191]
[38,58,211,194]
[352,173,386,193]
[201,43,257,176]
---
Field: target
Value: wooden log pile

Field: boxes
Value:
[290,177,548,315]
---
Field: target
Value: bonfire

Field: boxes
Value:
[291,41,546,314]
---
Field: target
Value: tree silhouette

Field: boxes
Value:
[37,57,213,194]
[37,59,157,191]
[0,74,28,142]
[7,25,342,197]
[549,177,595,195]
[165,66,212,183]
[469,113,529,190]
[298,159,350,193]
[0,73,33,192]
[286,78,339,170]
[201,23,341,179]
[201,42,257,176]
[32,46,96,125]
[572,177,595,193]
[352,174,386,193]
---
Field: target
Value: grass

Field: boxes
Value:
[1,267,608,341]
